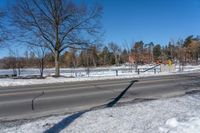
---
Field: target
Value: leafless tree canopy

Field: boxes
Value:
[12,0,102,76]
[0,10,9,47]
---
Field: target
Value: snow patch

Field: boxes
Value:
[160,117,200,133]
[165,118,179,128]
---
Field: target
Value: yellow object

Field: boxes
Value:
[168,60,172,66]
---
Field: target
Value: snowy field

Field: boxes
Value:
[1,92,200,133]
[0,64,160,77]
[0,64,200,87]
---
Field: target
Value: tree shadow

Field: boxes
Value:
[178,74,200,90]
[106,80,138,107]
[44,80,138,133]
[44,111,86,133]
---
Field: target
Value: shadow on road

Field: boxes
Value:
[106,80,138,107]
[44,80,138,133]
[176,73,200,90]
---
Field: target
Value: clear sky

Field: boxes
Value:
[101,0,200,45]
[1,0,200,57]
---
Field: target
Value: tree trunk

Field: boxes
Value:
[55,50,60,77]
[93,57,97,67]
[115,54,119,66]
[40,58,44,78]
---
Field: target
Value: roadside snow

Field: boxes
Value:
[0,72,171,87]
[1,93,200,133]
[159,117,200,133]
[165,118,179,128]
[0,64,199,87]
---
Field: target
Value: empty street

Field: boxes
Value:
[0,72,200,121]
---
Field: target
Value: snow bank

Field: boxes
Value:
[0,72,171,87]
[1,93,200,133]
[159,117,200,133]
[0,64,199,87]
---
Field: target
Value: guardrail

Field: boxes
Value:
[0,66,161,78]
[0,74,17,78]
[137,64,161,75]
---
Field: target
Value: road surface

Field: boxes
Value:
[0,72,200,121]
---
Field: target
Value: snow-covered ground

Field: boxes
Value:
[0,72,167,87]
[1,92,200,133]
[0,64,159,77]
[0,64,199,87]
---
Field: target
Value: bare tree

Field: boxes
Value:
[12,0,102,77]
[2,49,25,77]
[0,10,9,48]
[70,48,78,68]
[123,40,132,54]
[145,42,154,64]
[176,39,185,71]
[8,49,26,76]
[133,41,144,70]
[88,44,100,67]
[64,48,78,68]
[29,45,47,78]
[101,46,110,66]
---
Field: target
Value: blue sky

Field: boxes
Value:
[1,0,200,57]
[101,0,200,45]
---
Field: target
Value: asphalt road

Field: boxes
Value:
[0,72,200,121]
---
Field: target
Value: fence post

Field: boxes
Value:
[137,69,140,75]
[154,69,156,74]
[116,70,118,76]
[86,67,90,77]
[75,72,77,77]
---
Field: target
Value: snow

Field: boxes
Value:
[0,72,171,87]
[160,117,200,133]
[165,118,179,128]
[0,64,159,77]
[1,92,200,133]
[0,64,199,87]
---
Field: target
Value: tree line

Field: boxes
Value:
[1,35,200,77]
[0,0,200,77]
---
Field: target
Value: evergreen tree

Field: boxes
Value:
[153,44,161,61]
